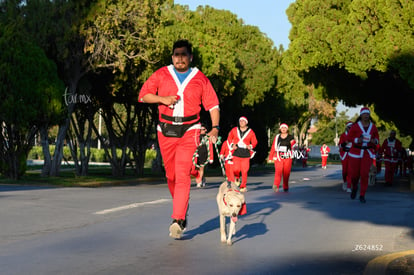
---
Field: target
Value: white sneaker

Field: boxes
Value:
[346,188,352,193]
[169,219,186,239]
[196,182,202,188]
[342,183,347,191]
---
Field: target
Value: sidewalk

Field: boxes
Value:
[364,172,414,275]
[364,250,414,275]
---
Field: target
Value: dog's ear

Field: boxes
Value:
[238,193,245,204]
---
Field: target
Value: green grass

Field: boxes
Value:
[1,158,340,187]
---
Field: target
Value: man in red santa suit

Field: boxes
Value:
[380,130,402,186]
[320,143,330,169]
[347,107,379,203]
[139,39,220,239]
[227,116,258,192]
[338,121,353,192]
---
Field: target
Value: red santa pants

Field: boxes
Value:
[341,157,351,188]
[224,161,235,182]
[232,156,250,188]
[273,157,292,190]
[302,158,308,168]
[321,156,328,167]
[384,160,397,184]
[348,153,374,196]
[158,128,198,220]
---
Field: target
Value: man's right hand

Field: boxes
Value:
[161,95,180,106]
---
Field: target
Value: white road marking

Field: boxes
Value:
[94,198,171,215]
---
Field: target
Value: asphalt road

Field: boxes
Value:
[0,165,413,275]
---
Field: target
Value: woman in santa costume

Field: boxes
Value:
[380,130,402,186]
[320,143,330,169]
[268,123,297,192]
[227,116,258,192]
[347,107,379,203]
[338,121,353,192]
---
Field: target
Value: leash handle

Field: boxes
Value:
[192,135,211,169]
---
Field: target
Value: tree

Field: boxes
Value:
[0,12,63,179]
[23,0,99,176]
[158,4,285,163]
[285,0,414,147]
[81,0,166,176]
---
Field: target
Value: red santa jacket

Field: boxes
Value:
[381,138,402,163]
[347,121,379,159]
[219,139,233,163]
[268,134,296,160]
[338,131,352,160]
[227,127,258,159]
[320,145,330,157]
[138,65,219,126]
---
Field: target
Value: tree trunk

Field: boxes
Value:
[50,82,78,177]
[50,121,68,176]
[39,126,51,177]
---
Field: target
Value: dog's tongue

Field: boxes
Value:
[231,216,238,223]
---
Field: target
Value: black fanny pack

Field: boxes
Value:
[233,148,251,158]
[160,122,197,138]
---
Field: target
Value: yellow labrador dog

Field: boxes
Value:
[216,181,246,246]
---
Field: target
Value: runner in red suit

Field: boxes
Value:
[139,40,220,239]
[268,123,296,192]
[227,117,257,192]
[347,107,379,203]
[300,146,311,168]
[190,125,214,187]
[338,121,353,192]
[380,130,402,186]
[320,144,330,169]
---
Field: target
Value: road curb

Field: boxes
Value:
[364,250,414,275]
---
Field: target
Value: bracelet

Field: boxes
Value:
[212,125,220,130]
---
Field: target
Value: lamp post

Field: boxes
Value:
[97,108,102,149]
[334,114,339,146]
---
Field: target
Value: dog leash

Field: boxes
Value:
[192,135,211,169]
[192,135,233,189]
[213,137,233,189]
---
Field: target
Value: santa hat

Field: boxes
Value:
[279,123,289,129]
[346,121,353,127]
[239,116,248,124]
[360,107,370,115]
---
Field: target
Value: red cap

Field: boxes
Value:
[239,116,248,124]
[279,123,289,129]
[360,107,370,115]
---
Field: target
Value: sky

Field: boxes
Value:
[174,0,295,49]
